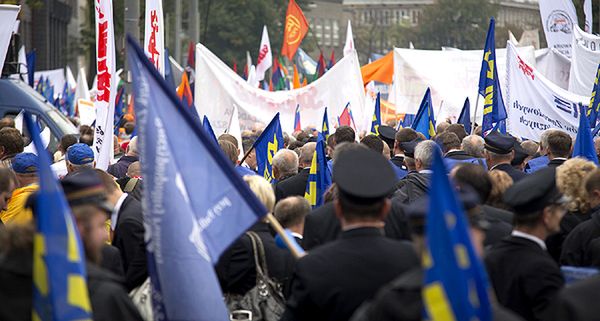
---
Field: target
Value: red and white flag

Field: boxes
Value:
[255,25,272,82]
[144,0,165,76]
[94,0,117,170]
[343,20,355,57]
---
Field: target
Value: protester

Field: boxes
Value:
[377,126,397,158]
[0,168,16,223]
[0,128,24,168]
[113,135,123,160]
[281,147,419,321]
[393,140,436,204]
[107,136,139,179]
[511,142,531,172]
[462,134,485,158]
[391,128,418,172]
[272,149,299,182]
[51,134,78,178]
[543,130,571,169]
[435,121,449,134]
[382,141,391,160]
[241,137,258,172]
[0,153,38,225]
[487,170,514,211]
[65,143,96,175]
[0,117,15,130]
[484,131,526,182]
[446,123,468,141]
[436,131,484,169]
[485,167,566,321]
[274,142,315,202]
[360,134,384,154]
[549,275,600,321]
[116,161,144,202]
[274,196,311,247]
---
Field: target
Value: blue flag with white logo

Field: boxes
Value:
[253,113,284,182]
[587,63,600,128]
[25,112,93,321]
[370,92,381,135]
[304,136,332,208]
[127,35,266,321]
[572,105,599,164]
[458,97,472,134]
[202,116,219,144]
[479,18,507,136]
[411,88,436,139]
[322,107,330,139]
[423,149,492,321]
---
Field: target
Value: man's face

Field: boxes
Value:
[78,209,109,264]
[0,181,15,211]
[544,204,567,235]
[246,150,257,170]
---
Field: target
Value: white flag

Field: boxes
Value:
[66,66,76,90]
[75,67,91,102]
[255,25,272,82]
[94,0,117,170]
[227,105,244,161]
[538,0,578,58]
[0,5,20,70]
[247,65,259,88]
[144,0,165,76]
[343,20,355,57]
[17,45,26,77]
[584,0,592,33]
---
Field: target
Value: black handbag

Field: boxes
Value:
[225,231,285,321]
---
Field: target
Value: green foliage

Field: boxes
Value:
[573,0,600,34]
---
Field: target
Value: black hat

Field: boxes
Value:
[503,167,565,214]
[399,138,424,158]
[61,170,113,214]
[511,142,529,166]
[484,131,515,154]
[333,147,396,203]
[378,125,397,147]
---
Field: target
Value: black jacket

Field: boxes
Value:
[480,206,513,247]
[548,275,600,321]
[216,222,295,297]
[560,207,600,268]
[281,227,419,321]
[546,210,591,263]
[485,236,564,321]
[490,163,527,182]
[350,268,525,321]
[107,155,139,179]
[482,205,513,225]
[111,195,147,291]
[390,155,406,169]
[302,201,412,251]
[274,168,310,202]
[100,244,125,277]
[546,158,566,169]
[393,172,430,204]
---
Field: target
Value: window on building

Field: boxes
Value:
[333,20,340,46]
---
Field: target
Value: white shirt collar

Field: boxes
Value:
[512,230,547,250]
[552,157,567,161]
[394,153,405,158]
[418,169,433,174]
[291,232,303,240]
[110,193,128,231]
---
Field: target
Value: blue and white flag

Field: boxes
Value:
[479,18,507,136]
[128,35,266,321]
[253,113,284,182]
[572,105,599,164]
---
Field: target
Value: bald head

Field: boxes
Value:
[272,149,299,180]
[299,142,316,167]
[461,135,485,158]
[127,161,141,178]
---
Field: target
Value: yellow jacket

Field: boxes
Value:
[1,184,38,225]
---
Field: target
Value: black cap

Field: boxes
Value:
[333,147,396,203]
[503,167,565,214]
[61,170,113,214]
[511,142,529,166]
[399,138,424,158]
[378,125,397,147]
[484,131,515,154]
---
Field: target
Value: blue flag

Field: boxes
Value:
[572,105,599,164]
[322,107,330,139]
[304,136,332,208]
[399,114,415,129]
[411,88,436,139]
[35,75,44,94]
[370,92,381,135]
[128,35,266,321]
[253,113,284,182]
[423,149,492,321]
[25,112,93,321]
[164,48,176,91]
[458,97,472,134]
[27,50,36,88]
[202,116,219,144]
[479,18,507,136]
[587,63,600,128]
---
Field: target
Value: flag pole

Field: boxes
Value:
[266,213,306,259]
[239,145,255,165]
[471,94,480,134]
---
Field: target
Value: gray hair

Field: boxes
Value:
[539,129,557,150]
[274,196,311,228]
[461,135,485,158]
[414,140,437,169]
[272,149,299,177]
[299,142,316,166]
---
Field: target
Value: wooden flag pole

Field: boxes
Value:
[471,94,480,135]
[266,213,306,259]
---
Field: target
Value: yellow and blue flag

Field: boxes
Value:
[370,92,381,135]
[322,107,330,139]
[411,88,436,139]
[253,113,284,182]
[572,105,599,164]
[25,112,93,321]
[479,18,507,135]
[458,97,472,135]
[423,149,492,321]
[304,136,332,207]
[587,63,600,128]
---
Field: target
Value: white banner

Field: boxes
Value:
[94,0,117,170]
[538,0,578,57]
[75,67,90,102]
[535,48,571,90]
[144,0,165,76]
[506,42,586,141]
[0,5,19,71]
[34,68,65,98]
[393,46,536,122]
[195,44,366,134]
[255,25,272,82]
[568,26,600,96]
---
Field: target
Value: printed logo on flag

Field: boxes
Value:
[285,15,303,45]
[546,10,573,34]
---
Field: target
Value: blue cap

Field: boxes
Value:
[484,131,515,154]
[12,153,39,174]
[67,143,95,165]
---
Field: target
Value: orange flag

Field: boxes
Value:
[281,0,309,61]
[177,72,194,107]
[360,51,393,86]
[301,77,307,87]
[293,64,301,89]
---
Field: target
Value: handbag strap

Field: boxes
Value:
[246,231,271,279]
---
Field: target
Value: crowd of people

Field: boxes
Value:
[0,113,600,321]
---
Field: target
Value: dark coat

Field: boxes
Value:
[482,205,513,225]
[349,268,525,321]
[560,207,600,268]
[485,236,564,321]
[546,158,566,169]
[546,210,591,263]
[480,206,513,247]
[390,155,405,168]
[281,227,419,321]
[302,200,412,251]
[111,195,147,291]
[116,177,144,202]
[216,222,295,297]
[274,168,310,202]
[100,244,125,277]
[393,172,430,204]
[490,163,527,182]
[548,275,600,321]
[107,155,139,179]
